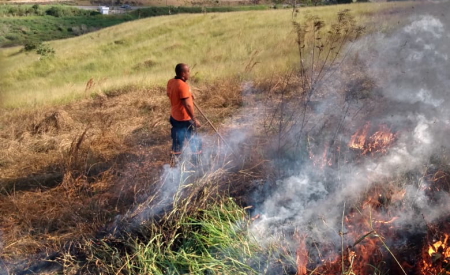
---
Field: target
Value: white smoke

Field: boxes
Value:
[251,12,450,258]
[115,91,259,229]
[126,164,184,225]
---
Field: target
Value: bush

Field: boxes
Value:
[5,33,19,41]
[46,6,66,17]
[24,40,41,51]
[36,43,55,57]
[45,6,96,17]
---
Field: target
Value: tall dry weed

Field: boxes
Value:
[260,10,367,167]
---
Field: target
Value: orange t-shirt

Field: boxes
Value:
[167,78,192,121]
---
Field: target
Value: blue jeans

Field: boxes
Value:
[170,116,202,154]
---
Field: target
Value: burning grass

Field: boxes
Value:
[348,122,397,155]
[291,163,450,275]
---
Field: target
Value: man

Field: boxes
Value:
[167,63,202,165]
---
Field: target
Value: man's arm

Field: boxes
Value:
[181,97,201,128]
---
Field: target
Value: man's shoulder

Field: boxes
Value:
[167,78,177,86]
[168,78,189,87]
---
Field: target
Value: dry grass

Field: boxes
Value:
[0,75,253,269]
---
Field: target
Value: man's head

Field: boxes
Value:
[175,63,190,81]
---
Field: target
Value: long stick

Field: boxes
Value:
[193,102,236,155]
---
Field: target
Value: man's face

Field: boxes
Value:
[183,66,190,81]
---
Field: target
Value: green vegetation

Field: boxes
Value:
[0,4,270,48]
[0,14,134,47]
[0,4,134,47]
[126,198,261,274]
[0,4,97,17]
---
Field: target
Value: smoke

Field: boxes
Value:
[114,164,185,229]
[250,9,450,263]
[111,97,258,233]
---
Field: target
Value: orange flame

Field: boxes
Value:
[349,122,396,154]
[422,233,450,274]
[296,237,308,275]
[349,122,371,150]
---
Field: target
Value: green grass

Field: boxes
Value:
[0,15,135,47]
[0,2,414,108]
[126,198,261,274]
[0,4,269,48]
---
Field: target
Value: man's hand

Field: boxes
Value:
[193,118,202,128]
[182,97,201,128]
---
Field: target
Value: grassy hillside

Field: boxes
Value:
[0,4,270,48]
[0,14,133,46]
[0,2,413,108]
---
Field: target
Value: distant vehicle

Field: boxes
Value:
[98,6,110,14]
[121,4,132,9]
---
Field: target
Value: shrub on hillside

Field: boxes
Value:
[24,40,41,51]
[46,6,69,17]
[45,6,99,17]
[36,43,55,57]
[3,5,37,17]
[31,4,45,16]
[5,33,19,41]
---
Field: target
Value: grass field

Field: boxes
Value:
[0,4,269,48]
[0,2,414,108]
[3,2,444,274]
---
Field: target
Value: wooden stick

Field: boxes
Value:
[193,101,237,156]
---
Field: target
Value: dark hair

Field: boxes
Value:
[175,63,188,76]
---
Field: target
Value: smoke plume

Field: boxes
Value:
[251,8,450,264]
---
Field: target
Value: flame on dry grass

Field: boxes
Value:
[422,233,450,274]
[349,122,397,155]
[296,235,308,275]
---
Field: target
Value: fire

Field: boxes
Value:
[296,237,308,275]
[299,184,412,275]
[349,122,397,154]
[293,126,450,275]
[422,233,450,274]
[373,216,399,224]
[349,122,370,151]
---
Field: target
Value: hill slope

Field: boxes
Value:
[0,2,413,108]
